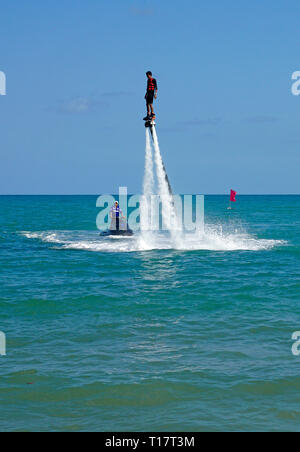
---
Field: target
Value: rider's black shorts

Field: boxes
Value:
[146,91,154,104]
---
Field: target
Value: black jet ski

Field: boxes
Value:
[100,228,134,237]
[100,218,134,237]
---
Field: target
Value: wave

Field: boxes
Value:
[20,228,286,253]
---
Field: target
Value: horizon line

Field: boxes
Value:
[0,193,299,197]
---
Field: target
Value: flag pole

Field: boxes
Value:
[228,192,232,210]
[228,189,237,210]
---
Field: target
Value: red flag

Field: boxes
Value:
[230,190,237,202]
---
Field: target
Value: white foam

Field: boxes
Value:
[20,229,286,253]
[21,231,62,243]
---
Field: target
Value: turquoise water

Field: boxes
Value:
[0,195,300,432]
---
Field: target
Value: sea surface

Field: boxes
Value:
[0,195,300,432]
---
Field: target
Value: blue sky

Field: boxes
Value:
[0,0,299,194]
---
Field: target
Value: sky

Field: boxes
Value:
[0,0,299,195]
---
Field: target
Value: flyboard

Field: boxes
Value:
[144,116,173,197]
[144,116,156,139]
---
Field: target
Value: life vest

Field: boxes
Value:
[111,205,121,217]
[147,78,155,91]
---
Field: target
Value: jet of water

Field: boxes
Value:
[139,126,183,248]
[151,126,183,246]
[140,128,154,232]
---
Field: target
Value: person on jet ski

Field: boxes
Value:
[110,201,124,231]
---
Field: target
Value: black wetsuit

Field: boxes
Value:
[145,77,158,105]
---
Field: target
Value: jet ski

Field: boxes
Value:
[100,218,134,237]
[100,228,134,237]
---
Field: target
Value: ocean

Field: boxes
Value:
[0,195,300,432]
